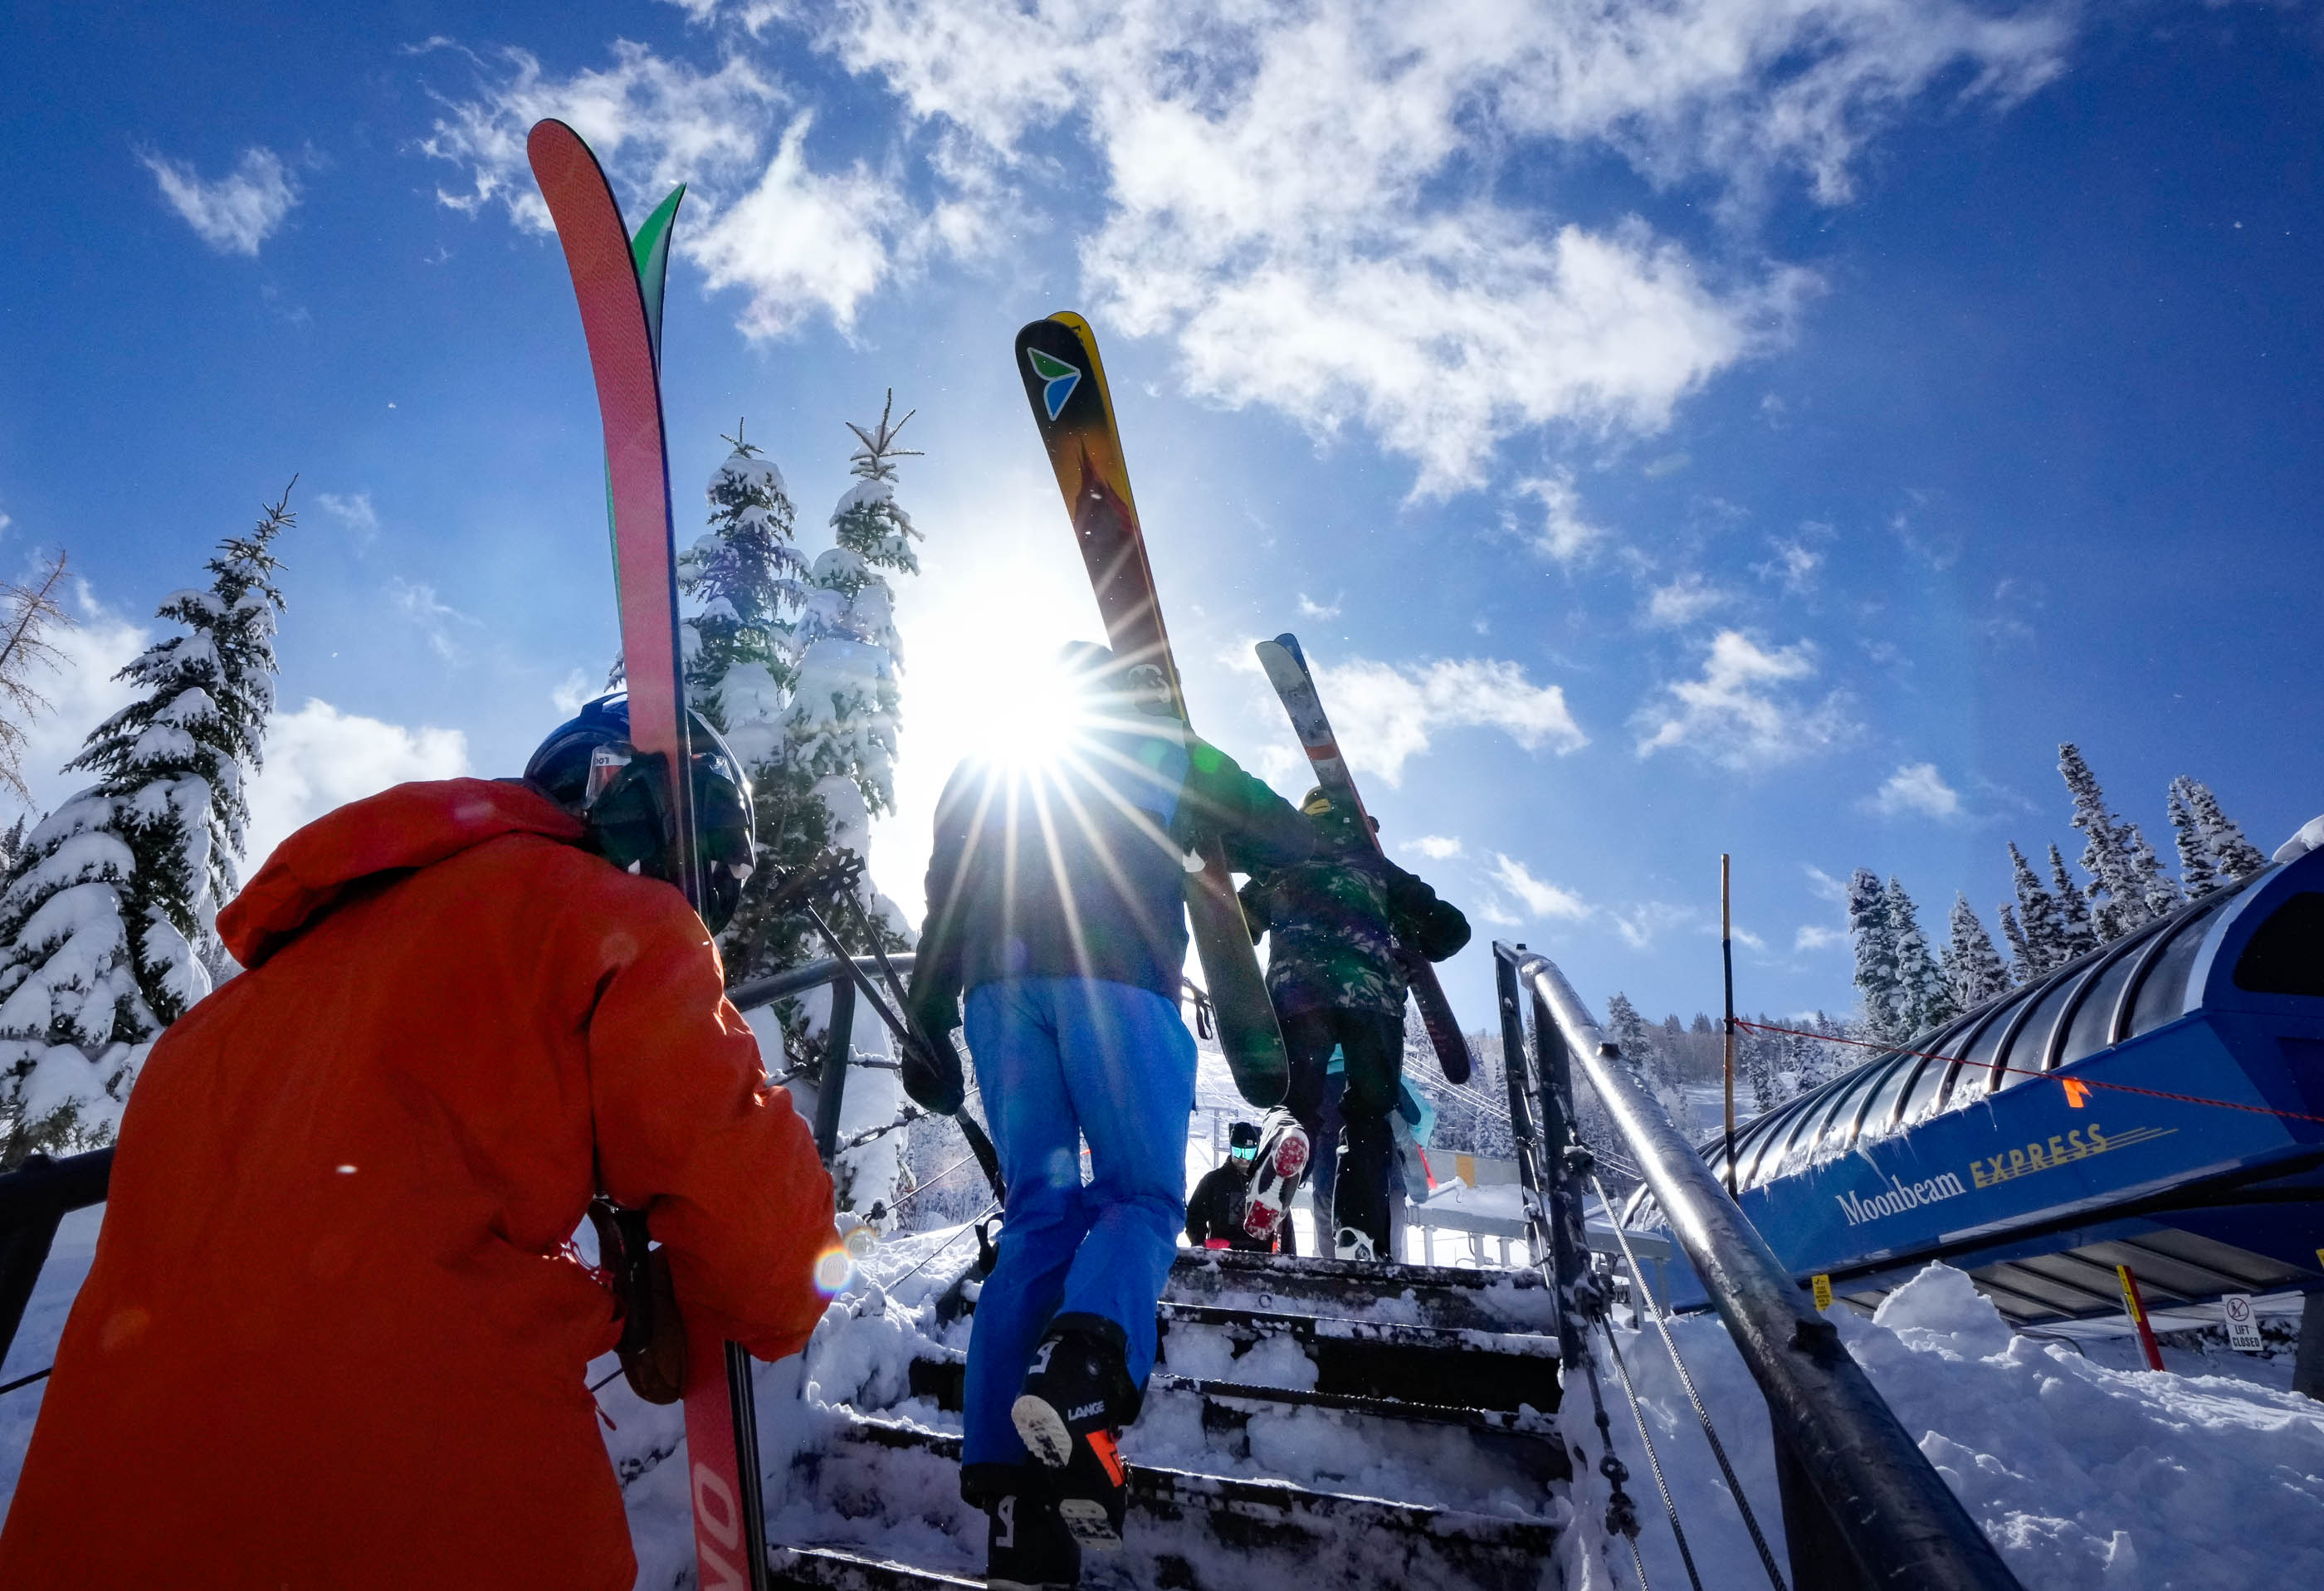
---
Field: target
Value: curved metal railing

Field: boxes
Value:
[1496,940,2025,1591]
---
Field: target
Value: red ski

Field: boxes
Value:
[528,117,769,1591]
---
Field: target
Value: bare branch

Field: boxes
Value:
[0,550,79,803]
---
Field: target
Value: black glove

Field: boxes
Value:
[902,991,965,1115]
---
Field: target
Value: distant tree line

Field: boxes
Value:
[1843,744,2268,1057]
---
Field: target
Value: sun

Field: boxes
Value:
[980,647,1096,773]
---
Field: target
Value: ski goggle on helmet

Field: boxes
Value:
[524,695,757,934]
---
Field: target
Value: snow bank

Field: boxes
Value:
[1563,1262,2324,1589]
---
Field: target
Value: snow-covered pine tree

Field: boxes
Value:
[1884,876,1954,1039]
[2173,776,2268,887]
[672,425,832,990]
[1941,894,2012,1010]
[786,391,921,854]
[2048,843,2100,960]
[682,423,808,769]
[2166,780,2218,900]
[1996,901,2029,981]
[2005,843,2060,978]
[2058,743,2175,941]
[2127,825,2183,923]
[1604,991,1656,1068]
[0,485,291,1163]
[1847,866,1903,1042]
[1740,1019,1783,1113]
[779,393,925,1221]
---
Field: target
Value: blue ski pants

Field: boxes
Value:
[959,977,1195,1468]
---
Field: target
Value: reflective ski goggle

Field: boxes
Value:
[1229,1145,1257,1162]
[586,743,633,808]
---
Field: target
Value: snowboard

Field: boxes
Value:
[1013,312,1288,1109]
[529,119,772,1591]
[1253,633,1473,1085]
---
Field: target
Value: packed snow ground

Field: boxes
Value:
[5,1204,2322,1588]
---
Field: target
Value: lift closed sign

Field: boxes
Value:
[2222,1293,2263,1353]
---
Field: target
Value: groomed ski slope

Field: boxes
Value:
[3,1141,2321,1588]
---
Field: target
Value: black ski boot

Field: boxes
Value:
[964,1463,1080,1591]
[1011,1314,1138,1549]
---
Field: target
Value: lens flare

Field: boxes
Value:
[813,1244,856,1296]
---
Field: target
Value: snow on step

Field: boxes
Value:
[759,1219,1572,1590]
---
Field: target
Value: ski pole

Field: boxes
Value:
[803,900,1007,1204]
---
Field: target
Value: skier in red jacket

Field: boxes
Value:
[0,701,834,1591]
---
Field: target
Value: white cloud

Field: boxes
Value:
[243,700,470,871]
[1296,592,1341,620]
[552,667,595,715]
[1518,472,1607,564]
[390,578,482,662]
[447,1,2066,492]
[1643,572,1731,628]
[1794,923,1847,952]
[1755,529,1826,594]
[1611,900,1695,949]
[1803,864,1849,903]
[314,491,380,545]
[1867,760,1961,821]
[419,42,913,336]
[1412,834,1463,860]
[807,0,2065,491]
[1488,852,1590,921]
[1294,654,1587,785]
[1633,630,1853,770]
[138,146,300,256]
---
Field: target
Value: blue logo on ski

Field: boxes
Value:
[1027,346,1082,421]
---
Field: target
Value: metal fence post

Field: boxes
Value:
[1494,949,1544,1269]
[1530,988,1594,1366]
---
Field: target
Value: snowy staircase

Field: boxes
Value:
[769,1246,1571,1590]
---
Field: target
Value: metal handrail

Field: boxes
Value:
[1497,942,2024,1591]
[728,953,915,1014]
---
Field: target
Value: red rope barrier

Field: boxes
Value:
[1731,1018,2324,1128]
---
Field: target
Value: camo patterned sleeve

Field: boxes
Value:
[1385,861,1471,963]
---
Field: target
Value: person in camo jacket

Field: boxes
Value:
[1238,788,1469,1262]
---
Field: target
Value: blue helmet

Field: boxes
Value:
[525,695,756,933]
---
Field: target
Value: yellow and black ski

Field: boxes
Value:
[1013,312,1288,1107]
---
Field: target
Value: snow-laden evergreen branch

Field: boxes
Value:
[0,482,291,1161]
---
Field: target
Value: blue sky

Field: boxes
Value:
[2,0,2320,1032]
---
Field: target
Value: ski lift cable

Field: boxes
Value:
[1591,1174,1789,1591]
[1594,1313,1705,1591]
[890,1202,1001,1286]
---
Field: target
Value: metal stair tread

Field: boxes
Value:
[1169,1247,1548,1294]
[1147,1370,1556,1432]
[1157,1298,1560,1359]
[768,1542,984,1590]
[823,1413,1564,1545]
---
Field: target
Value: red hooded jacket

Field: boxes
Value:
[0,779,834,1589]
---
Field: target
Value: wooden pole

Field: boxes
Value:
[2116,1263,2168,1371]
[1721,853,1737,1198]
